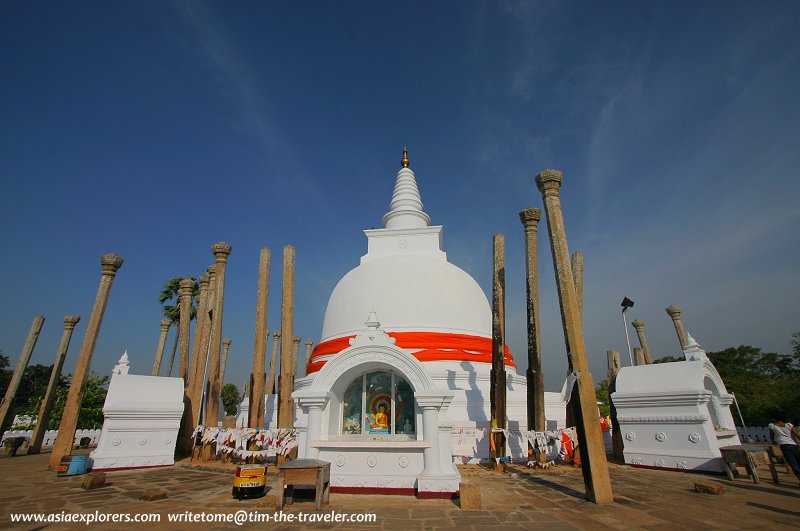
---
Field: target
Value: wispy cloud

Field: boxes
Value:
[172,2,288,167]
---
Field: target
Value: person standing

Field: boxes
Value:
[769,419,800,483]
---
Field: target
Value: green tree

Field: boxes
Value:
[0,350,10,400]
[221,383,241,416]
[11,364,54,421]
[158,277,199,376]
[707,344,799,427]
[48,373,110,429]
[595,380,611,417]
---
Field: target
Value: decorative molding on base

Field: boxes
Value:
[617,414,708,425]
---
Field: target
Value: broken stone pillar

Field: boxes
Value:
[519,208,545,433]
[459,482,481,509]
[220,338,232,385]
[490,233,507,469]
[631,320,653,365]
[249,248,271,429]
[28,315,80,454]
[178,278,195,384]
[0,315,45,432]
[606,350,624,460]
[151,319,172,376]
[535,169,613,504]
[278,245,295,429]
[606,350,621,384]
[304,339,313,377]
[665,305,688,350]
[292,337,300,375]
[49,253,124,470]
[634,347,646,366]
[267,331,280,395]
[205,243,232,427]
[81,472,106,490]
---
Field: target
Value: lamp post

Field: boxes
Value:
[621,297,634,366]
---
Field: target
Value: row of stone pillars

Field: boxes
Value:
[497,170,614,503]
[0,253,127,469]
[0,313,82,455]
[488,170,611,502]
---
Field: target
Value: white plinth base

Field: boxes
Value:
[89,372,184,472]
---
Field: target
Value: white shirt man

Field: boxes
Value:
[769,420,800,483]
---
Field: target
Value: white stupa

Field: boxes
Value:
[291,150,565,497]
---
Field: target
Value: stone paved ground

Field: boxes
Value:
[1,451,798,530]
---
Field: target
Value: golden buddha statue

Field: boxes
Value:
[371,404,389,429]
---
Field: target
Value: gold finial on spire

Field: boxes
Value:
[401,146,410,168]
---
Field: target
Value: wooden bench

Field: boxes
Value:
[276,459,330,510]
[719,444,780,484]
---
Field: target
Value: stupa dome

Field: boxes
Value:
[320,253,491,341]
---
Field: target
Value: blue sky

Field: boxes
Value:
[2,1,799,393]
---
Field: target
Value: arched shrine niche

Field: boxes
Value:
[307,341,436,441]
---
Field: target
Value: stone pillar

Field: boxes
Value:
[606,350,621,384]
[178,278,195,384]
[571,252,584,320]
[292,337,300,375]
[0,315,45,432]
[278,245,295,429]
[630,320,653,365]
[49,253,124,470]
[28,316,81,454]
[304,340,313,377]
[665,305,688,350]
[267,331,280,395]
[633,347,645,366]
[606,350,624,460]
[191,266,215,420]
[187,274,209,393]
[565,251,584,431]
[249,247,270,429]
[205,242,231,428]
[519,208,545,433]
[151,320,172,376]
[535,169,613,504]
[180,272,212,455]
[220,338,232,385]
[490,233,507,468]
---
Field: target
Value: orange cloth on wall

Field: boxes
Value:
[306,331,517,374]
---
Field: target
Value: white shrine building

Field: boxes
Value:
[290,150,564,497]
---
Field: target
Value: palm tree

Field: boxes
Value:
[158,277,199,376]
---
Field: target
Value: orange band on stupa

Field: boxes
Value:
[306,331,516,374]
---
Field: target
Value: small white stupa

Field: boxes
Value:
[611,333,741,472]
[291,149,565,497]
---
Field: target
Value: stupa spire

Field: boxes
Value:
[382,147,431,229]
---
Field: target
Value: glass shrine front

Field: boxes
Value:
[341,370,415,437]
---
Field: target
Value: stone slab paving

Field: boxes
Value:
[1,451,798,530]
